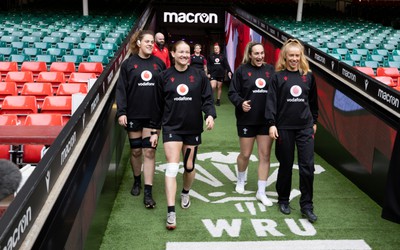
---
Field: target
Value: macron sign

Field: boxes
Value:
[163,12,219,24]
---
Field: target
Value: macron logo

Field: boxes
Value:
[164,12,218,24]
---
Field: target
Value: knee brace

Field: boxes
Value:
[165,163,180,177]
[141,136,154,149]
[129,138,142,149]
[183,147,197,173]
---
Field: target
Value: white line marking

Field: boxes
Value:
[166,240,371,250]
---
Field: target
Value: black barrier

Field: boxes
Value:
[0,5,152,248]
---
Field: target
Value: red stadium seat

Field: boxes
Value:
[0,95,38,124]
[22,113,64,164]
[21,61,48,80]
[0,82,18,104]
[41,96,72,124]
[77,62,103,76]
[4,71,34,89]
[0,61,18,78]
[49,62,76,79]
[374,76,397,87]
[0,114,18,125]
[21,82,54,109]
[56,83,88,96]
[376,67,400,83]
[36,71,66,90]
[354,66,375,77]
[24,113,63,126]
[0,145,11,160]
[68,72,96,83]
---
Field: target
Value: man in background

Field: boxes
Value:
[153,32,171,68]
[0,159,22,218]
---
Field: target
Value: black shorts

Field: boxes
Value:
[126,119,151,132]
[163,133,202,145]
[237,125,268,137]
[210,76,224,82]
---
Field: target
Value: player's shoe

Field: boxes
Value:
[144,190,156,209]
[235,180,245,194]
[181,193,191,209]
[256,192,273,207]
[130,181,141,196]
[166,212,176,230]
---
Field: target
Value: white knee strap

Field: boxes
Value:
[165,163,179,177]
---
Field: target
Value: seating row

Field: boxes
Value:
[0,61,103,76]
[0,113,66,163]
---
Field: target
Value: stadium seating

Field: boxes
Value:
[374,76,397,87]
[21,82,54,109]
[87,55,109,64]
[21,61,48,79]
[23,113,64,163]
[376,67,400,83]
[0,62,18,78]
[0,114,18,125]
[47,48,67,60]
[49,62,76,79]
[0,82,18,105]
[36,71,66,90]
[56,83,88,96]
[0,95,38,124]
[354,66,375,77]
[41,96,72,124]
[35,55,58,66]
[68,72,97,83]
[78,62,104,76]
[5,71,34,89]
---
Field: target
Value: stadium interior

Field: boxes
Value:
[0,0,399,249]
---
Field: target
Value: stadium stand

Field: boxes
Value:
[4,71,34,89]
[68,72,97,83]
[78,62,104,76]
[0,82,18,105]
[21,82,54,109]
[0,62,18,78]
[0,95,38,124]
[56,83,88,96]
[36,71,66,90]
[41,95,72,124]
[49,62,76,79]
[20,61,48,80]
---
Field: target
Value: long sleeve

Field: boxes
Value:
[115,60,128,118]
[150,73,165,129]
[265,73,278,125]
[201,73,217,120]
[228,67,244,108]
[309,74,319,124]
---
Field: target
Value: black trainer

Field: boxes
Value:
[215,99,221,106]
[144,190,156,209]
[131,182,141,196]
[301,209,317,223]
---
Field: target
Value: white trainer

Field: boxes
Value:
[166,212,176,230]
[181,193,191,209]
[256,192,273,207]
[235,180,245,194]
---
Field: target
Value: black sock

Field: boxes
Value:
[134,174,141,183]
[168,206,175,213]
[144,184,152,193]
[181,188,189,194]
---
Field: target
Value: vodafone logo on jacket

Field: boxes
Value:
[177,84,189,96]
[290,85,302,97]
[287,85,305,102]
[252,78,268,94]
[174,83,192,101]
[255,78,266,88]
[141,70,152,81]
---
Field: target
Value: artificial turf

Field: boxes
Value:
[99,86,400,250]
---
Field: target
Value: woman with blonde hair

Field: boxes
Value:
[265,38,319,223]
[228,41,275,207]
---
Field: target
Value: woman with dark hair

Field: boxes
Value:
[228,41,275,207]
[116,30,166,209]
[265,39,319,223]
[150,40,216,230]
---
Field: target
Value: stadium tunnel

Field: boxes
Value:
[0,0,399,249]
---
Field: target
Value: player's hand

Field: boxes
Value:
[118,115,127,127]
[269,125,279,140]
[205,116,214,130]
